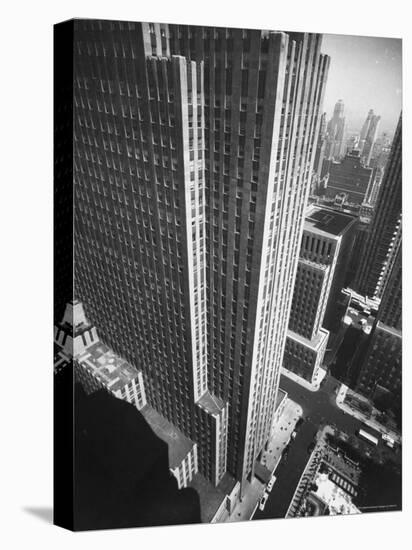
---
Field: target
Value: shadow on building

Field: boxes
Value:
[55,366,201,531]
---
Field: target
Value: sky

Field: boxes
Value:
[321,33,402,136]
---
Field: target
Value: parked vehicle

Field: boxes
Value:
[382,434,395,448]
[358,428,379,446]
[267,474,277,493]
[259,492,269,511]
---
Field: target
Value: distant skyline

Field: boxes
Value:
[321,33,402,136]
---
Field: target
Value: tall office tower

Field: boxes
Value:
[354,115,402,298]
[72,20,329,491]
[322,210,357,333]
[359,109,381,166]
[356,243,402,417]
[370,131,392,170]
[283,206,355,383]
[322,149,373,205]
[344,219,371,289]
[324,99,346,161]
[362,114,381,166]
[364,167,383,207]
[313,112,327,176]
[359,109,374,144]
[311,112,327,195]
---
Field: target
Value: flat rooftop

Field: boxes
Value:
[197,390,226,416]
[376,320,402,339]
[305,206,356,237]
[313,472,360,515]
[299,256,329,272]
[287,327,329,351]
[140,405,195,469]
[78,341,140,393]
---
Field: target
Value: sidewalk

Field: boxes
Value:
[225,476,264,522]
[281,367,327,392]
[260,399,303,474]
[336,384,401,444]
[226,398,303,522]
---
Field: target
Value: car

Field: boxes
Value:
[382,433,395,445]
[259,492,269,511]
[267,475,277,492]
[291,431,297,440]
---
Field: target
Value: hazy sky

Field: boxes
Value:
[321,34,402,135]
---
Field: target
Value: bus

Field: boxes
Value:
[358,428,379,446]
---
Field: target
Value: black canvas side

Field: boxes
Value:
[53,19,75,531]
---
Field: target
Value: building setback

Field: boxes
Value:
[354,115,402,299]
[283,206,356,383]
[71,20,329,491]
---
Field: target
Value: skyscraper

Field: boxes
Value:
[71,19,329,492]
[359,109,374,143]
[359,109,381,166]
[369,131,392,170]
[283,206,355,383]
[311,112,327,195]
[363,166,383,207]
[324,99,346,161]
[354,115,402,299]
[356,243,402,416]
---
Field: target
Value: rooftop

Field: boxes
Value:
[140,405,195,469]
[313,472,360,515]
[376,320,402,339]
[305,206,356,237]
[287,327,329,351]
[254,460,272,484]
[197,390,226,416]
[78,341,140,393]
[299,256,329,272]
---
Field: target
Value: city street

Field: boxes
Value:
[253,373,362,520]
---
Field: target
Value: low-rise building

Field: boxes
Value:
[55,300,200,490]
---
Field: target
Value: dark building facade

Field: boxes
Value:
[354,115,402,299]
[356,244,402,416]
[314,112,327,173]
[321,149,373,205]
[71,19,330,490]
[322,211,357,334]
[283,206,355,382]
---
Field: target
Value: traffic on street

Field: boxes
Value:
[253,374,362,520]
